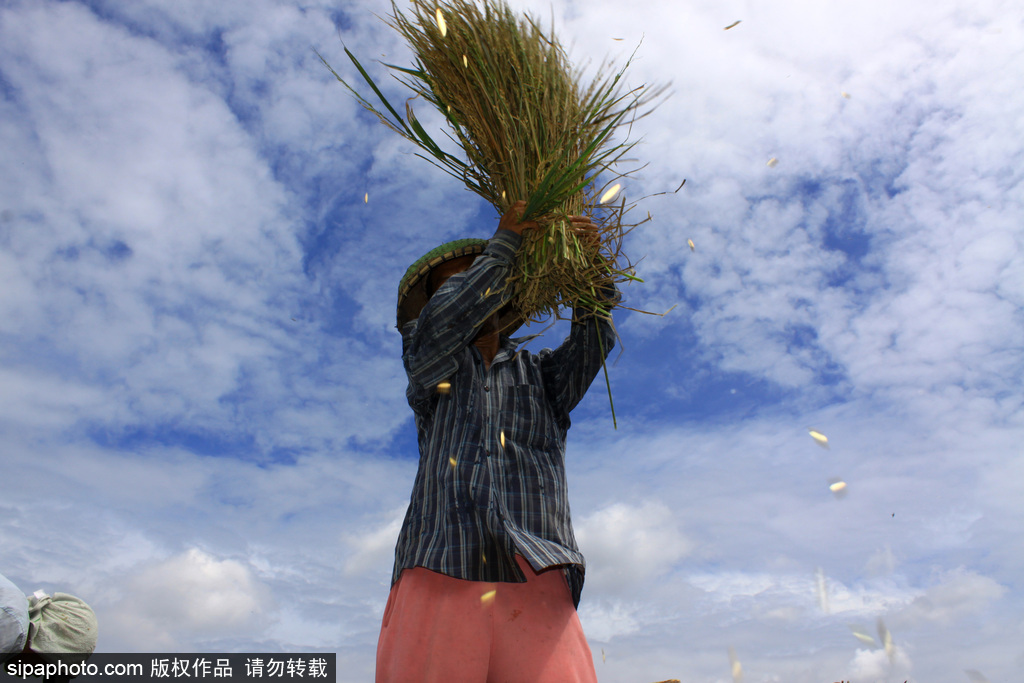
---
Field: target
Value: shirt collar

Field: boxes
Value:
[491,333,540,364]
[508,333,541,347]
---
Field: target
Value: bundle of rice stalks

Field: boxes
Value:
[319,0,663,325]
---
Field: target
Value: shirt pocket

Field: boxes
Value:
[501,383,558,451]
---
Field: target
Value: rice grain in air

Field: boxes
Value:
[436,8,447,37]
[600,183,621,204]
[828,478,848,499]
[877,618,895,661]
[849,624,876,645]
[728,646,743,683]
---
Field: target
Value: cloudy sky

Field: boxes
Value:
[1,0,1021,681]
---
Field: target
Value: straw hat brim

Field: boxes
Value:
[397,238,523,334]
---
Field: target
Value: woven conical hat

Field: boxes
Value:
[397,238,522,334]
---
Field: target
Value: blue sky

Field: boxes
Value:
[1,0,1021,681]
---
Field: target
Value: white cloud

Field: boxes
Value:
[686,570,916,623]
[893,568,1007,627]
[600,0,1024,419]
[576,500,690,594]
[0,2,291,416]
[342,507,405,577]
[0,0,421,455]
[825,580,916,619]
[578,600,642,643]
[920,509,985,550]
[846,645,912,683]
[105,549,275,650]
[575,501,691,644]
[863,546,897,577]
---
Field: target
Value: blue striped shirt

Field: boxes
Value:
[394,229,617,608]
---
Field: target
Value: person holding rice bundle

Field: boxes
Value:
[319,0,661,676]
[378,200,617,682]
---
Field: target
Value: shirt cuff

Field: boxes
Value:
[486,229,522,263]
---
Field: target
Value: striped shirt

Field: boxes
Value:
[394,229,617,608]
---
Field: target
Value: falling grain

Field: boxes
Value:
[728,646,743,683]
[849,624,876,646]
[808,429,829,448]
[600,183,622,204]
[877,618,895,661]
[436,7,447,37]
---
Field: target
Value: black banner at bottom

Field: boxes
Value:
[1,654,336,683]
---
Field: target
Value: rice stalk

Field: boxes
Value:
[318,0,664,326]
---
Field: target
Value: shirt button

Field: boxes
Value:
[483,385,490,392]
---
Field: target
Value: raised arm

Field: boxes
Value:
[538,283,620,427]
[534,212,621,423]
[403,202,539,393]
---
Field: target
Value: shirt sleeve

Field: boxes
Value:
[538,283,620,427]
[0,573,29,661]
[403,230,522,396]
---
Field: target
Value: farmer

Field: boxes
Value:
[1,571,98,666]
[376,201,617,682]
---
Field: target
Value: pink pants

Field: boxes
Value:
[375,556,598,683]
